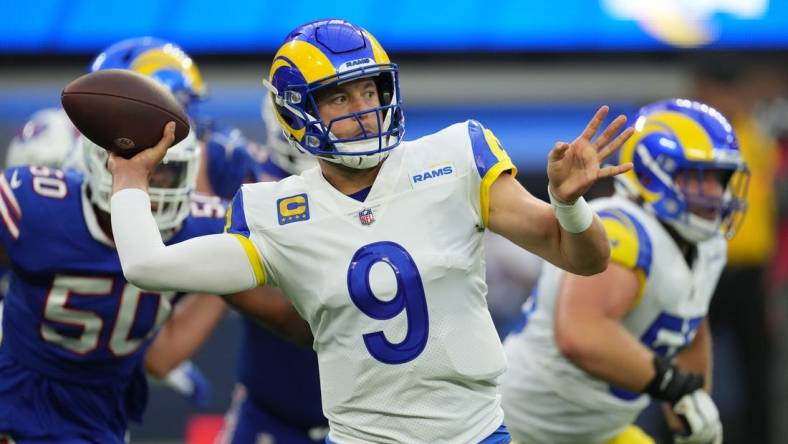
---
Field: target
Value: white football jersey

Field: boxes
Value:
[501,195,727,444]
[227,121,516,444]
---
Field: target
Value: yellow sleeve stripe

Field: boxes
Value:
[481,161,516,228]
[223,199,233,233]
[479,128,518,227]
[606,425,656,444]
[631,269,647,311]
[599,211,652,310]
[231,233,266,286]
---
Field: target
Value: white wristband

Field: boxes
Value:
[548,185,594,234]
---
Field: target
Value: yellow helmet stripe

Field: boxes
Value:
[365,32,391,64]
[270,40,336,84]
[131,47,205,96]
[645,111,714,161]
[618,128,661,203]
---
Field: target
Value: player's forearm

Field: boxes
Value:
[556,215,610,276]
[675,319,712,392]
[556,317,654,391]
[145,294,227,377]
[224,288,314,347]
[110,188,258,294]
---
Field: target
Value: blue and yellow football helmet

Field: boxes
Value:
[89,37,206,111]
[264,19,403,169]
[616,99,749,242]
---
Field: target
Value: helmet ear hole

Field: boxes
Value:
[374,74,395,105]
[280,111,295,127]
[720,170,734,188]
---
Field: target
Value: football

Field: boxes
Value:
[61,69,190,159]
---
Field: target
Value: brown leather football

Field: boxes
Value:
[61,69,190,159]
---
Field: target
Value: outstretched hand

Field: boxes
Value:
[547,106,634,204]
[108,122,176,193]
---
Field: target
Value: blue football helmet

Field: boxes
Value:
[90,37,206,111]
[616,99,749,242]
[264,19,403,169]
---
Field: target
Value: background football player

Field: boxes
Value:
[214,98,326,444]
[106,19,633,443]
[84,36,262,199]
[1,39,226,409]
[501,99,749,444]
[0,128,229,443]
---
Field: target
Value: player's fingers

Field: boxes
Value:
[548,142,570,161]
[146,122,176,161]
[107,153,119,171]
[593,115,627,149]
[597,162,633,179]
[155,122,176,151]
[579,105,609,141]
[598,127,634,160]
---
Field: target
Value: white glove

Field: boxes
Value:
[673,389,723,444]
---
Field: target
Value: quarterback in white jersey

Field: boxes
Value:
[105,19,635,443]
[502,99,749,444]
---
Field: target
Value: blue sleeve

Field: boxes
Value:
[0,166,85,272]
[467,120,517,181]
[597,209,653,276]
[0,168,25,247]
[467,120,517,227]
[597,208,653,309]
[204,126,254,199]
[224,187,265,285]
[224,188,251,238]
[170,194,229,241]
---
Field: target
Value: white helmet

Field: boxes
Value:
[260,98,316,175]
[82,131,200,232]
[6,108,81,169]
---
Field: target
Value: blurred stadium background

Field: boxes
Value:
[2,1,787,443]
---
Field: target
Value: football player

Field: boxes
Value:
[501,99,749,444]
[0,107,83,340]
[84,37,230,408]
[107,19,633,443]
[1,40,227,410]
[0,131,227,443]
[215,98,325,444]
[85,36,257,199]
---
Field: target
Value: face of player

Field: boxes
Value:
[148,161,188,213]
[314,78,381,140]
[150,161,187,189]
[674,168,727,221]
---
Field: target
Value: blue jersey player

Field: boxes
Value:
[82,37,246,406]
[217,99,323,444]
[86,36,257,200]
[0,132,222,443]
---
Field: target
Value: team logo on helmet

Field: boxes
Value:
[90,37,206,110]
[264,19,404,170]
[615,98,749,242]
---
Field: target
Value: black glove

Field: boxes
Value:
[643,354,703,404]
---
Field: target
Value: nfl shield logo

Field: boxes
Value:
[358,208,375,225]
